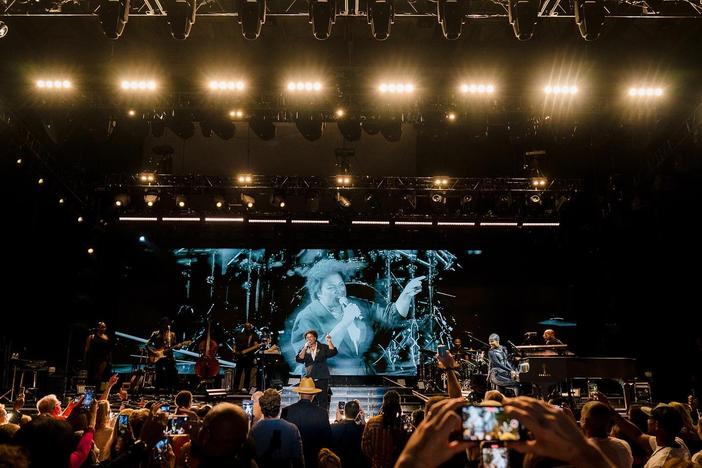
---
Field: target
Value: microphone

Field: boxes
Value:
[338,297,362,321]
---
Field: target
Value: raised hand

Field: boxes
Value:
[401,276,426,298]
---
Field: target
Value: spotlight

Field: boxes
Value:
[128,109,136,117]
[38,178,44,185]
[338,118,362,141]
[531,177,547,187]
[59,198,65,205]
[459,83,495,95]
[270,193,287,209]
[508,0,538,40]
[98,0,131,39]
[380,119,402,142]
[336,175,352,186]
[368,0,394,40]
[574,0,605,41]
[209,81,246,92]
[139,236,146,242]
[241,193,255,208]
[335,108,345,118]
[377,82,415,94]
[144,193,159,206]
[437,0,467,40]
[214,196,225,209]
[295,113,325,141]
[433,177,449,187]
[139,172,156,183]
[165,0,197,39]
[249,114,276,140]
[431,193,447,204]
[176,195,187,208]
[35,79,73,91]
[529,194,542,205]
[87,248,95,255]
[544,85,578,95]
[447,112,457,121]
[236,0,266,39]
[0,21,8,39]
[286,81,323,93]
[120,80,157,92]
[627,87,664,98]
[77,216,84,223]
[460,193,475,211]
[336,192,352,208]
[309,0,337,39]
[16,158,22,165]
[237,174,253,184]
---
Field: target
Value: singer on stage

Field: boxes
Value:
[289,259,425,375]
[296,329,337,411]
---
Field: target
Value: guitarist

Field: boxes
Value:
[146,317,179,394]
[233,322,260,393]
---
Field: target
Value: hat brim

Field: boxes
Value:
[292,387,322,394]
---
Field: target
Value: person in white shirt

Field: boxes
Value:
[580,401,633,468]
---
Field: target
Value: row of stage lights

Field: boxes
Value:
[32,78,668,100]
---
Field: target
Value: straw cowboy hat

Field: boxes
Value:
[292,377,322,394]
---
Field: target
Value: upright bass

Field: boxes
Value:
[195,320,220,378]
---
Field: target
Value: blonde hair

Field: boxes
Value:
[318,448,342,468]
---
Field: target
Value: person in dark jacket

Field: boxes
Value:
[332,400,370,468]
[282,377,333,468]
[487,333,520,396]
[295,329,338,411]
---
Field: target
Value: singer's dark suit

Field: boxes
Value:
[296,342,338,411]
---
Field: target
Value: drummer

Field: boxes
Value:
[450,337,469,361]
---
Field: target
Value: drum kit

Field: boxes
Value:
[418,346,489,396]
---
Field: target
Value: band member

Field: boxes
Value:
[296,329,337,412]
[84,321,112,389]
[450,337,468,360]
[543,329,564,345]
[487,333,520,396]
[233,322,260,392]
[146,317,179,393]
[289,259,424,375]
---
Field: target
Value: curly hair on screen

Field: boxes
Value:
[304,259,364,300]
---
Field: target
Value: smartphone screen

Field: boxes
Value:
[82,388,95,410]
[438,344,447,357]
[460,405,526,441]
[168,415,189,435]
[118,414,129,435]
[242,400,253,420]
[482,444,509,468]
[160,404,170,413]
[153,438,169,461]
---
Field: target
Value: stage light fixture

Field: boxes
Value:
[338,118,362,141]
[98,0,130,39]
[433,177,449,187]
[249,114,276,140]
[0,21,9,39]
[209,80,246,92]
[87,248,95,255]
[270,193,287,209]
[460,193,475,212]
[114,194,130,207]
[437,0,467,40]
[367,0,394,40]
[380,119,402,142]
[531,177,547,187]
[508,0,538,40]
[237,174,253,184]
[37,178,44,185]
[176,195,187,208]
[144,193,159,206]
[77,216,84,223]
[286,81,323,93]
[447,112,457,121]
[59,198,65,205]
[543,85,578,95]
[336,175,352,186]
[120,80,157,92]
[459,83,495,95]
[529,193,543,205]
[165,0,196,39]
[295,113,325,141]
[241,193,256,208]
[35,79,73,91]
[16,158,22,165]
[627,87,664,98]
[309,0,337,39]
[378,82,415,94]
[336,192,352,208]
[336,108,345,118]
[574,0,605,41]
[431,193,447,204]
[139,172,156,183]
[139,236,146,242]
[236,0,266,39]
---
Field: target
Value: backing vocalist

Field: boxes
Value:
[296,329,337,411]
[289,259,425,375]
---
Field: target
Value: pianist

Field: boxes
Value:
[543,329,564,346]
[487,334,520,396]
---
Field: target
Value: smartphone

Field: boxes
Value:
[82,387,95,410]
[168,415,189,435]
[153,438,169,461]
[587,381,599,399]
[338,400,345,416]
[121,382,131,390]
[242,400,254,421]
[160,404,170,413]
[460,405,526,441]
[117,414,129,436]
[438,344,447,357]
[482,443,510,468]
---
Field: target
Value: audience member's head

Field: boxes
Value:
[251,391,264,422]
[128,408,150,438]
[13,416,74,468]
[629,405,649,433]
[410,409,424,428]
[176,391,193,409]
[195,403,249,462]
[580,401,614,438]
[292,377,321,402]
[648,404,684,442]
[344,400,361,420]
[485,390,505,403]
[381,390,402,428]
[662,459,700,468]
[259,389,281,419]
[0,444,29,468]
[36,394,61,417]
[0,405,6,425]
[196,405,213,420]
[668,401,695,432]
[0,424,19,444]
[318,448,342,468]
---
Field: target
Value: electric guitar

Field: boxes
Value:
[233,342,262,361]
[146,340,192,364]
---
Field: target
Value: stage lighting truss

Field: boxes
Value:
[236,0,267,39]
[437,0,468,40]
